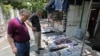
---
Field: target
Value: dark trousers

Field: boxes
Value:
[15,42,30,56]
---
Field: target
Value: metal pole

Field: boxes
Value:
[79,0,85,28]
[80,0,93,56]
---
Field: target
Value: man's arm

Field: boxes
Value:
[26,20,33,28]
[26,20,37,31]
[7,20,17,54]
[7,34,17,54]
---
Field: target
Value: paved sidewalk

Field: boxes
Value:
[0,32,7,44]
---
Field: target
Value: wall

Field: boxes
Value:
[0,6,6,36]
[10,8,19,19]
[0,6,5,25]
[10,7,15,19]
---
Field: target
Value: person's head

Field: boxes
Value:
[19,9,31,22]
[35,10,42,17]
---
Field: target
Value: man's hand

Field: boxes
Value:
[32,27,37,31]
[12,47,17,54]
[7,34,17,54]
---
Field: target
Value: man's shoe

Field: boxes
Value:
[38,47,45,50]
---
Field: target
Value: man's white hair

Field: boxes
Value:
[19,9,30,15]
